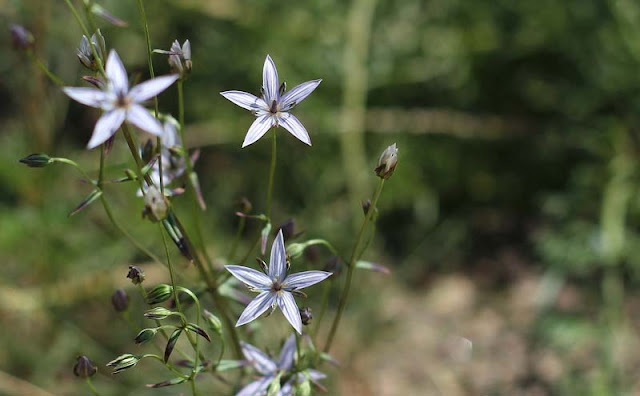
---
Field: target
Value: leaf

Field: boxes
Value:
[69,189,102,216]
[164,328,182,363]
[146,377,188,388]
[185,323,211,343]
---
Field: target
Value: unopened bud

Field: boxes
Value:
[144,307,174,320]
[295,379,312,396]
[287,243,305,260]
[146,284,173,305]
[111,288,129,312]
[73,355,97,378]
[203,309,223,336]
[134,328,158,344]
[142,186,169,222]
[362,199,371,215]
[10,24,34,49]
[19,153,52,168]
[107,354,139,374]
[277,218,296,240]
[141,139,154,164]
[299,307,313,326]
[127,265,145,284]
[238,197,252,214]
[374,143,398,179]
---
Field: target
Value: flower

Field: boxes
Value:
[168,39,191,77]
[77,29,105,71]
[63,50,179,149]
[374,143,398,179]
[225,230,331,333]
[221,55,321,148]
[238,334,326,396]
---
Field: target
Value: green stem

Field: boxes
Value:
[312,280,331,340]
[27,51,64,86]
[51,158,94,183]
[266,129,277,219]
[324,178,385,352]
[85,378,99,396]
[227,217,246,262]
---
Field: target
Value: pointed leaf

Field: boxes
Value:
[146,377,187,388]
[164,328,182,363]
[69,189,102,216]
[185,323,211,343]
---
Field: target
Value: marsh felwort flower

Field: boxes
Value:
[238,334,326,396]
[77,29,105,71]
[225,230,331,334]
[63,50,179,149]
[221,55,321,148]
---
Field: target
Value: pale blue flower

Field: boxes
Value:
[63,50,178,149]
[237,334,326,396]
[225,230,331,334]
[221,55,321,148]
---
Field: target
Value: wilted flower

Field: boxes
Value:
[221,55,321,148]
[63,50,179,149]
[73,355,97,378]
[299,307,312,326]
[168,39,191,77]
[111,288,129,312]
[142,185,169,222]
[238,334,326,396]
[374,143,398,179]
[127,265,145,284]
[225,230,331,334]
[77,30,105,71]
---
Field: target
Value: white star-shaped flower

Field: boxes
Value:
[237,334,326,396]
[225,230,331,334]
[63,49,179,149]
[220,55,321,148]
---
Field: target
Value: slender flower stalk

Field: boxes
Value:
[63,50,178,149]
[324,177,386,352]
[225,230,331,334]
[221,55,321,148]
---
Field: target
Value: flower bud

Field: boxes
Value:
[277,218,296,240]
[145,284,173,305]
[374,143,398,179]
[10,24,34,50]
[362,199,371,215]
[19,153,52,168]
[127,265,145,284]
[73,355,97,378]
[238,197,252,214]
[107,354,139,374]
[111,288,129,312]
[134,328,158,344]
[203,309,223,336]
[286,243,305,260]
[144,307,174,320]
[142,186,169,222]
[299,307,313,326]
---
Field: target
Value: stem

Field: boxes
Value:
[51,158,94,183]
[227,216,246,262]
[266,129,277,219]
[85,378,99,396]
[27,51,64,86]
[324,178,385,352]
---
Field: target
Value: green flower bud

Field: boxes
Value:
[202,309,223,336]
[144,307,174,320]
[134,328,158,344]
[286,243,305,260]
[73,355,97,378]
[107,354,140,374]
[145,284,173,305]
[19,153,52,168]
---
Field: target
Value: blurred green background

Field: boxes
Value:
[3,0,640,394]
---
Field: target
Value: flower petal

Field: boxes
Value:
[87,109,126,149]
[262,55,279,103]
[63,87,107,108]
[277,292,302,334]
[278,113,311,146]
[236,376,273,396]
[240,342,278,375]
[283,271,332,290]
[277,333,297,370]
[280,79,321,111]
[269,229,287,281]
[129,74,179,102]
[242,115,273,148]
[225,265,272,290]
[105,50,128,93]
[220,90,268,112]
[236,291,276,328]
[126,104,164,136]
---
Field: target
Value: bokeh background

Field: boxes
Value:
[3,0,640,395]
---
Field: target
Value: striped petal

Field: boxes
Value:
[87,109,125,149]
[225,265,271,290]
[129,74,179,102]
[236,291,277,327]
[126,104,164,136]
[262,55,279,103]
[269,230,287,281]
[220,90,267,112]
[278,113,311,146]
[278,292,302,334]
[242,115,273,148]
[280,79,321,111]
[105,50,128,93]
[283,271,332,290]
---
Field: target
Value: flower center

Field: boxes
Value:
[116,92,131,108]
[271,280,283,292]
[269,99,278,114]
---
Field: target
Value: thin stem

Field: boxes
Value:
[27,51,64,86]
[324,178,385,352]
[227,216,246,262]
[312,280,331,340]
[266,129,277,219]
[85,378,99,396]
[51,158,94,183]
